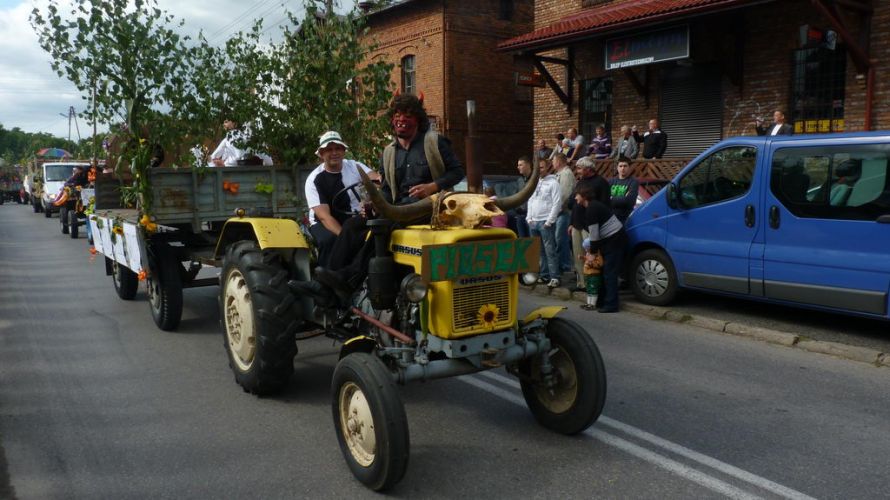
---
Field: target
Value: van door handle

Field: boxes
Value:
[769,205,780,229]
[744,204,755,227]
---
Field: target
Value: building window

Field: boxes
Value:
[790,47,846,134]
[401,55,416,95]
[580,78,612,141]
[498,0,513,20]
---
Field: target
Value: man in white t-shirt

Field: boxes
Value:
[209,117,273,166]
[304,130,380,267]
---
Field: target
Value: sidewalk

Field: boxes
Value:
[522,280,890,369]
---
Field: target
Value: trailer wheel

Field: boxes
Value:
[519,318,606,435]
[43,200,52,217]
[69,210,79,239]
[147,245,183,331]
[32,196,40,213]
[332,353,409,491]
[60,206,69,234]
[110,257,138,300]
[220,240,299,395]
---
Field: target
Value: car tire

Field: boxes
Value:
[630,248,678,306]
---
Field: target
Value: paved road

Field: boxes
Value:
[1,203,889,498]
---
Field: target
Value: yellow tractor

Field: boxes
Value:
[218,166,607,491]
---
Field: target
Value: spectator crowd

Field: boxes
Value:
[514,120,666,313]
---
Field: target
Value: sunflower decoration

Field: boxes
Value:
[477,303,501,329]
[139,214,158,233]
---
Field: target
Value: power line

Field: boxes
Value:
[206,0,280,44]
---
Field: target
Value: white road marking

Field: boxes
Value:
[464,371,817,500]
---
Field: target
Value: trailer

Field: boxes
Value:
[90,165,310,331]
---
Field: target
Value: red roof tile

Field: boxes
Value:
[498,0,770,52]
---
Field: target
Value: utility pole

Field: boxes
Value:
[59,106,82,144]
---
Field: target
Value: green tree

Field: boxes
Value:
[223,1,394,166]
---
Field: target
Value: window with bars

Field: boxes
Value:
[790,47,846,134]
[580,78,613,140]
[401,55,416,95]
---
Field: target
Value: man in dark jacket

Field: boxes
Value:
[755,110,794,136]
[634,119,668,159]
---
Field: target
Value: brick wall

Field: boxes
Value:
[362,0,534,175]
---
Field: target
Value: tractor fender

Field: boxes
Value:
[214,218,309,259]
[339,336,377,360]
[522,306,567,324]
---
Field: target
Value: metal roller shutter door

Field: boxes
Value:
[659,65,723,158]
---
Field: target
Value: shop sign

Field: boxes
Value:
[794,119,845,134]
[517,71,545,87]
[605,25,690,70]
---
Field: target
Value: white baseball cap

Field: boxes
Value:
[316,130,349,156]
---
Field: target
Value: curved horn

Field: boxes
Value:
[495,164,540,212]
[418,90,424,104]
[358,169,434,223]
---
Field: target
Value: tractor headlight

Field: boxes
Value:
[401,273,428,303]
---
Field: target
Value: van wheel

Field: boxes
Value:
[630,249,678,306]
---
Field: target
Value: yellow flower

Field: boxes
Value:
[144,222,158,233]
[477,304,500,329]
[112,226,124,235]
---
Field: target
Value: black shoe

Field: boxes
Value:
[288,279,334,304]
[580,304,596,311]
[315,267,356,300]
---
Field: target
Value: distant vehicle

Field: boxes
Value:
[625,131,890,321]
[40,161,89,218]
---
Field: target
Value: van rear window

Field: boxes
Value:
[770,144,890,221]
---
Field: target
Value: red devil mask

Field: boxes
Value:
[392,112,418,139]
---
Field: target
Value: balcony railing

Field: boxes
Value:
[591,158,694,180]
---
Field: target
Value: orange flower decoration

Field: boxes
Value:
[222,181,240,194]
[89,247,97,255]
[137,270,147,281]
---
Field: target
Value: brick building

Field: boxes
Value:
[362,0,534,174]
[497,0,888,164]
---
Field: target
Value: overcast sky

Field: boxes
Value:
[0,0,354,139]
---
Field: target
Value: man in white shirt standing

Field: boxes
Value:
[304,130,379,267]
[209,116,273,166]
[526,157,563,288]
[755,110,794,136]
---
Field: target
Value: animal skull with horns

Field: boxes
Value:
[357,167,540,229]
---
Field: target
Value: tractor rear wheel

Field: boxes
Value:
[220,240,299,395]
[332,353,408,491]
[69,209,79,239]
[60,206,69,234]
[519,318,606,435]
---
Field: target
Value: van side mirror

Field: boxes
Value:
[667,182,680,209]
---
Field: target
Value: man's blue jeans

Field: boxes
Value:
[555,211,572,272]
[529,221,559,281]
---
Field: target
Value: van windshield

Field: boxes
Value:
[45,164,77,182]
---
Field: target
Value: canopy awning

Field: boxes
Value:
[497,0,774,53]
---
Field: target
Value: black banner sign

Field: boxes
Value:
[605,25,690,70]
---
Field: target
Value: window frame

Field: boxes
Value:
[676,146,758,209]
[400,55,416,96]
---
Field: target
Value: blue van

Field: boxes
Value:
[625,131,890,320]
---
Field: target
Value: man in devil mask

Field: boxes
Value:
[291,93,464,301]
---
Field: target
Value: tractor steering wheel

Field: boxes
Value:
[330,181,366,218]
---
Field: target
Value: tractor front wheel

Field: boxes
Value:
[519,318,606,435]
[332,353,409,491]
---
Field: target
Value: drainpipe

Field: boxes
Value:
[465,100,483,193]
[865,66,874,131]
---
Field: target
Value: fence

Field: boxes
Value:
[591,158,694,180]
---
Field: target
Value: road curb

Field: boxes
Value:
[521,287,887,368]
